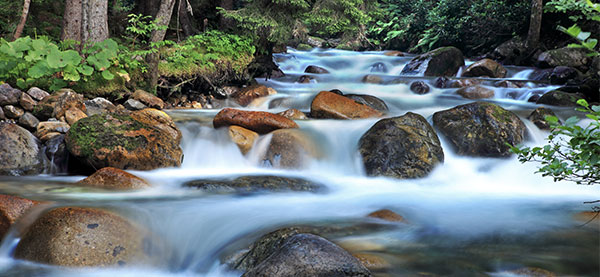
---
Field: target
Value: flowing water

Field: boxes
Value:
[0,48,598,276]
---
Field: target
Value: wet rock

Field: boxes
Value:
[401,46,465,77]
[36,121,70,138]
[305,65,330,74]
[530,68,553,82]
[65,112,183,171]
[0,106,4,120]
[0,123,45,176]
[262,129,320,168]
[367,209,405,223]
[131,90,164,110]
[536,90,585,107]
[184,175,323,194]
[528,107,559,130]
[307,36,326,48]
[231,85,277,106]
[449,78,483,88]
[461,58,507,78]
[297,75,315,83]
[488,38,526,65]
[353,253,391,272]
[311,91,383,119]
[85,97,117,116]
[0,195,39,240]
[410,81,431,95]
[277,109,308,120]
[44,134,68,173]
[15,207,160,267]
[65,108,87,125]
[434,77,452,88]
[213,108,299,134]
[537,47,591,70]
[456,85,495,99]
[549,66,580,85]
[0,84,21,105]
[362,75,383,84]
[346,94,389,113]
[329,89,344,95]
[124,99,147,111]
[26,87,49,101]
[130,108,182,142]
[239,231,370,277]
[3,105,24,119]
[359,113,444,179]
[228,126,258,155]
[505,267,556,277]
[18,112,39,130]
[370,62,388,73]
[384,51,404,57]
[19,93,37,111]
[53,89,87,119]
[495,80,523,88]
[77,167,151,190]
[433,102,526,157]
[296,44,312,51]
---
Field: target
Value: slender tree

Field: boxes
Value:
[526,0,543,50]
[13,0,31,40]
[178,0,197,38]
[62,0,83,42]
[147,0,177,90]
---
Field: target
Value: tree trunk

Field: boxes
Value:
[62,0,83,42]
[13,0,31,40]
[219,0,234,10]
[178,0,196,38]
[147,0,176,91]
[526,0,543,50]
[81,0,109,44]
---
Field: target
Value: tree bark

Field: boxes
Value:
[62,0,83,42]
[526,0,543,50]
[219,0,234,10]
[81,0,109,44]
[147,0,176,91]
[13,0,31,40]
[178,0,196,38]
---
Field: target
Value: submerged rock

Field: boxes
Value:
[536,90,585,107]
[184,175,323,194]
[362,75,383,84]
[345,94,389,112]
[0,123,45,176]
[359,113,444,179]
[433,102,526,157]
[367,209,405,223]
[15,207,162,267]
[228,125,258,155]
[410,81,431,95]
[305,65,330,74]
[65,112,183,171]
[456,85,495,99]
[311,91,383,119]
[401,46,465,77]
[213,108,299,134]
[461,58,507,78]
[77,167,151,190]
[262,129,320,169]
[0,195,39,240]
[231,85,276,106]
[528,107,560,130]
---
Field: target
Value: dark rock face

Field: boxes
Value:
[305,65,330,74]
[184,175,323,194]
[410,81,431,95]
[0,84,21,106]
[213,108,299,134]
[345,94,389,112]
[536,90,585,107]
[240,232,371,277]
[0,123,45,176]
[537,47,591,70]
[359,113,444,179]
[14,207,162,267]
[401,47,465,77]
[433,102,526,157]
[528,107,559,130]
[549,66,580,85]
[461,58,507,78]
[487,38,527,65]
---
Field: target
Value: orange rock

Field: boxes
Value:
[462,58,507,78]
[132,89,165,109]
[77,167,151,190]
[367,209,405,222]
[0,195,38,239]
[277,109,308,120]
[213,108,299,134]
[228,126,259,155]
[353,253,391,271]
[311,91,383,119]
[65,107,87,125]
[232,85,277,106]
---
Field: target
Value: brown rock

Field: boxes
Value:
[130,108,182,141]
[298,75,314,83]
[362,75,383,84]
[462,58,507,78]
[77,167,151,190]
[26,87,50,101]
[304,65,330,74]
[3,105,25,119]
[0,195,38,239]
[19,93,37,111]
[278,109,308,120]
[36,121,70,138]
[0,106,4,120]
[262,129,320,168]
[353,253,391,271]
[213,108,299,134]
[507,267,556,277]
[14,207,161,267]
[456,85,495,99]
[65,108,88,125]
[384,51,404,56]
[311,91,383,119]
[367,209,405,222]
[53,89,87,119]
[228,126,259,155]
[39,132,62,142]
[232,85,277,107]
[450,78,483,88]
[131,90,164,110]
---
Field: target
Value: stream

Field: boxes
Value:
[0,48,598,276]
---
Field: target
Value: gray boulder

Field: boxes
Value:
[0,123,45,175]
[401,46,465,77]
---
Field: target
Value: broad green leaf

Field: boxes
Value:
[32,39,47,51]
[28,61,49,78]
[582,39,598,50]
[77,65,94,76]
[62,65,80,82]
[577,99,589,107]
[61,50,82,66]
[46,48,64,68]
[101,70,115,80]
[49,79,68,91]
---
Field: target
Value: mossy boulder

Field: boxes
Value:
[401,46,465,77]
[536,90,585,107]
[433,102,526,157]
[359,113,444,179]
[537,47,591,70]
[65,111,183,171]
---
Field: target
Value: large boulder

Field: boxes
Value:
[456,85,495,99]
[311,91,383,119]
[305,65,330,74]
[0,123,45,176]
[33,89,86,121]
[213,108,299,134]
[536,90,585,107]
[345,94,389,112]
[65,111,183,171]
[14,207,163,267]
[461,58,507,78]
[77,167,151,190]
[231,85,277,106]
[401,46,465,77]
[433,102,526,157]
[241,232,371,277]
[0,195,39,240]
[131,90,164,110]
[0,84,21,106]
[537,47,591,70]
[359,113,444,179]
[261,129,320,168]
[183,175,323,194]
[487,38,527,65]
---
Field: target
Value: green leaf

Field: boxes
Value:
[577,31,591,41]
[582,39,598,50]
[101,70,115,80]
[62,65,80,82]
[77,65,94,76]
[61,50,82,66]
[46,48,64,68]
[577,99,589,108]
[28,61,50,78]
